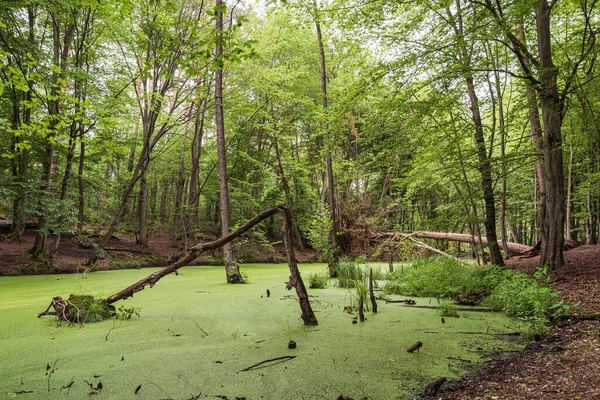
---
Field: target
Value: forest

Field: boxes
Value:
[1,0,600,399]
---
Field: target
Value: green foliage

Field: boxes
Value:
[337,257,366,288]
[383,258,568,336]
[439,301,459,318]
[383,257,486,298]
[483,268,570,323]
[240,268,250,283]
[116,304,141,320]
[308,271,328,289]
[307,204,333,264]
[67,295,115,323]
[369,266,387,281]
[355,281,368,302]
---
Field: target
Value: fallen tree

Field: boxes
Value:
[38,205,318,326]
[369,231,535,255]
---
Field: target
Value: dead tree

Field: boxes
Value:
[368,268,377,313]
[40,205,318,326]
[369,231,535,256]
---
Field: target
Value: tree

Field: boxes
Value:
[313,0,340,276]
[477,0,597,267]
[215,0,243,283]
[447,0,503,266]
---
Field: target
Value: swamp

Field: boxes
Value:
[1,263,524,399]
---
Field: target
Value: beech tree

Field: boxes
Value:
[475,0,598,268]
[214,0,244,283]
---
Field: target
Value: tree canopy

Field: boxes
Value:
[1,0,598,269]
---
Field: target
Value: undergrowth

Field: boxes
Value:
[337,258,385,288]
[383,257,486,297]
[308,271,328,289]
[383,256,569,335]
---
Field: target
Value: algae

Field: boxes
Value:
[0,263,525,399]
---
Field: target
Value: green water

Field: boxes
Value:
[0,264,523,399]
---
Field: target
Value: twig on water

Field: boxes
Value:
[239,356,297,372]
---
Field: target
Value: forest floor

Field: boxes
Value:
[0,228,318,276]
[1,229,599,399]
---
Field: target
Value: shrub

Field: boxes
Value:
[383,257,484,297]
[308,272,328,289]
[439,301,459,317]
[67,295,115,323]
[481,267,570,336]
[483,271,568,320]
[382,257,568,336]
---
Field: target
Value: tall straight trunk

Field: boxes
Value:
[77,138,85,233]
[187,100,206,231]
[8,86,28,241]
[10,6,35,241]
[32,15,75,260]
[449,2,503,266]
[586,190,594,245]
[536,1,565,268]
[565,138,574,240]
[516,22,546,246]
[273,133,304,250]
[464,58,504,267]
[215,0,243,283]
[314,1,339,276]
[172,139,186,246]
[137,168,148,246]
[159,179,169,223]
[124,93,140,223]
[493,65,511,258]
[48,126,78,260]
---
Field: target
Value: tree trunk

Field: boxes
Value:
[171,141,186,247]
[187,98,206,232]
[273,133,304,250]
[314,1,339,276]
[493,61,511,259]
[536,1,565,268]
[369,268,377,313]
[8,83,29,241]
[77,138,85,234]
[516,22,547,246]
[586,191,594,245]
[137,168,148,246]
[566,139,574,240]
[215,0,243,283]
[369,231,535,255]
[32,14,75,260]
[450,114,487,265]
[281,207,318,325]
[358,298,365,322]
[449,1,503,266]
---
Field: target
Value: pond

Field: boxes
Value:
[0,263,525,399]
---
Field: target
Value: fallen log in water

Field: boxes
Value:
[38,205,318,326]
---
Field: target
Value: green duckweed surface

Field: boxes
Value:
[0,263,524,399]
